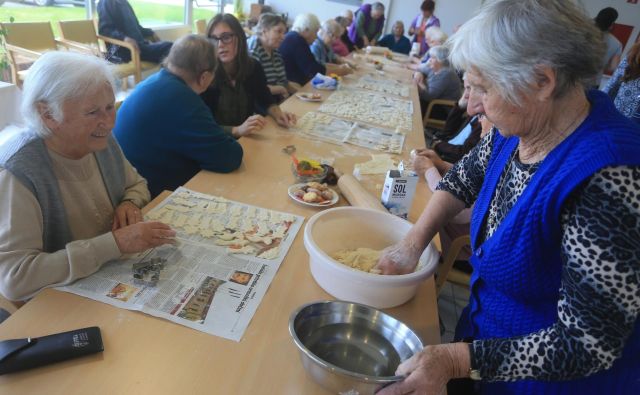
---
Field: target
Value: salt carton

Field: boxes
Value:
[380,166,418,219]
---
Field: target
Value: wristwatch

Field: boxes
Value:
[467,343,482,380]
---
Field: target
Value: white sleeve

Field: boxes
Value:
[0,168,122,301]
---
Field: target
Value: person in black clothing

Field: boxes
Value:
[98,0,172,63]
[430,75,483,163]
[201,14,296,138]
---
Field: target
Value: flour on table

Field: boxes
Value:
[354,154,397,175]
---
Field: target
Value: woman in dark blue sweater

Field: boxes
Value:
[114,35,243,197]
[377,1,640,394]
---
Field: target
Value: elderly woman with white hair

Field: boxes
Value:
[408,26,448,70]
[414,45,461,107]
[279,13,326,85]
[0,52,175,302]
[310,19,354,77]
[377,1,640,394]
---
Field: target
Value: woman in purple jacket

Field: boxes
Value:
[347,2,385,48]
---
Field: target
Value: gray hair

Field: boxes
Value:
[164,34,217,81]
[320,19,343,39]
[372,2,385,12]
[335,16,350,29]
[425,26,447,45]
[429,45,450,67]
[292,13,321,34]
[255,13,285,35]
[448,0,605,106]
[21,51,116,138]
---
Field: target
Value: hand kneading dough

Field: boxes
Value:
[331,248,382,274]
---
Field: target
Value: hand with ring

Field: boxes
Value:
[112,200,143,230]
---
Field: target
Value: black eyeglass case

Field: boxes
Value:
[0,326,103,375]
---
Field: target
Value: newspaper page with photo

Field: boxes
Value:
[56,187,304,342]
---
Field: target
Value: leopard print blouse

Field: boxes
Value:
[437,130,640,381]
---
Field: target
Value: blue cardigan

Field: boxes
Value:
[279,31,326,85]
[114,69,243,197]
[461,90,640,394]
[377,34,411,55]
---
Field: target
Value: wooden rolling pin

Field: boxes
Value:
[337,174,388,213]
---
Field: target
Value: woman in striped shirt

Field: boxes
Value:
[248,13,300,102]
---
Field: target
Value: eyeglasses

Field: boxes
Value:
[209,32,235,45]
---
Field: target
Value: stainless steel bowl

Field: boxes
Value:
[289,301,424,394]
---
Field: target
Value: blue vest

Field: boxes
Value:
[0,130,126,253]
[459,90,640,394]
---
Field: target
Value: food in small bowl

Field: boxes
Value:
[290,182,335,204]
[291,157,328,183]
[303,207,439,308]
[289,300,423,394]
[373,60,384,71]
[384,50,393,60]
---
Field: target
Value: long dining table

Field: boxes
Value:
[0,52,441,394]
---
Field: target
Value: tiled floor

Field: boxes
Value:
[438,282,470,343]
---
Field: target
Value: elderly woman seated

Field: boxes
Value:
[407,26,447,71]
[0,52,175,302]
[332,16,352,57]
[114,34,243,198]
[413,45,461,114]
[377,21,411,55]
[310,19,354,77]
[377,1,640,394]
[248,13,300,101]
[202,14,296,136]
[279,13,326,85]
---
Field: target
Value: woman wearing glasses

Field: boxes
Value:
[201,14,296,138]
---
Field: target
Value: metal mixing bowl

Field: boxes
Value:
[289,301,424,394]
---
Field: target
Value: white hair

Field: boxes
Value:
[320,19,342,39]
[21,51,116,138]
[292,13,321,34]
[428,45,450,67]
[372,2,385,12]
[425,26,447,45]
[448,0,604,106]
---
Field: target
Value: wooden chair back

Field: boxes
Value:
[195,19,207,35]
[58,19,99,46]
[1,22,56,52]
[423,99,456,130]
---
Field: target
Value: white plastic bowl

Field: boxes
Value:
[303,207,439,308]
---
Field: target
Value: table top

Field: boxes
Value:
[0,55,440,394]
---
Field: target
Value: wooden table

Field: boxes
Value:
[0,55,440,394]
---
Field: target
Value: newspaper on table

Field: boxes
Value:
[317,89,413,132]
[295,111,406,154]
[57,187,304,342]
[351,74,410,98]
